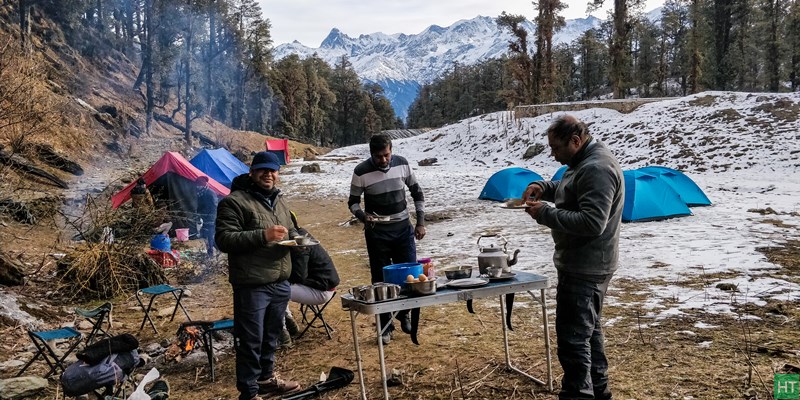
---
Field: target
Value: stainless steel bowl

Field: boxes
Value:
[407,278,437,296]
[442,266,472,280]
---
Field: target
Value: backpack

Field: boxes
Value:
[60,349,139,397]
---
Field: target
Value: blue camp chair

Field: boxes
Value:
[178,319,234,382]
[17,327,83,378]
[136,284,191,334]
[75,302,113,344]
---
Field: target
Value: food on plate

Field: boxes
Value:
[406,274,416,283]
[418,274,427,282]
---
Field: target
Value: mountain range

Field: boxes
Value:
[273,15,603,121]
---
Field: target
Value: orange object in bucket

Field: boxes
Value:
[175,228,190,242]
[418,258,434,278]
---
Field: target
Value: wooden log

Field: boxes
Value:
[0,149,68,188]
[0,251,26,286]
[23,143,84,176]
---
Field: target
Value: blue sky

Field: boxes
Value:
[258,0,665,46]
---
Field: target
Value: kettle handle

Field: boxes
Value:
[477,234,508,250]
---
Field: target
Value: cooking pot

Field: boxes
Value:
[477,234,520,274]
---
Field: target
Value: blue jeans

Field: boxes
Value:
[556,272,613,400]
[365,224,416,333]
[232,281,290,400]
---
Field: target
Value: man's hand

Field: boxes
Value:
[414,225,426,240]
[522,183,543,202]
[264,225,289,242]
[525,201,547,219]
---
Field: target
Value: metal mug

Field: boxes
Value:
[373,283,389,301]
[386,284,400,299]
[350,285,374,302]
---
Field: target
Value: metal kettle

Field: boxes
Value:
[477,234,520,274]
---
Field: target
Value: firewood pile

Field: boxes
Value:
[56,243,166,301]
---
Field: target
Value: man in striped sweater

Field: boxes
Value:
[348,134,426,345]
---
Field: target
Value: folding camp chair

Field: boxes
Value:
[178,318,234,382]
[17,327,83,378]
[296,292,336,340]
[136,284,191,334]
[75,302,112,344]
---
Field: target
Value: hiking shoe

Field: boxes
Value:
[285,314,300,337]
[257,376,301,395]
[147,379,170,400]
[278,329,293,349]
[380,331,392,345]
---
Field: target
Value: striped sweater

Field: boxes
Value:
[348,155,425,230]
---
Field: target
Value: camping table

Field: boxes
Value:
[341,271,552,400]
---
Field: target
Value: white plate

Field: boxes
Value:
[445,278,490,289]
[498,204,529,210]
[277,239,320,247]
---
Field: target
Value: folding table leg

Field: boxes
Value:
[350,310,368,400]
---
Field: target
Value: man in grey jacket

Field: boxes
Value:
[523,115,624,400]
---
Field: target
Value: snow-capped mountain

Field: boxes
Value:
[274,15,602,121]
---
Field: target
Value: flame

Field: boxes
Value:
[180,326,201,353]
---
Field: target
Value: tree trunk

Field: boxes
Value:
[206,6,216,114]
[96,0,104,31]
[19,0,30,51]
[144,0,154,135]
[184,12,193,144]
[611,0,629,98]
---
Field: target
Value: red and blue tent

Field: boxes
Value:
[189,148,249,188]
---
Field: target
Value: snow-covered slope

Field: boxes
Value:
[274,15,602,120]
[282,92,800,322]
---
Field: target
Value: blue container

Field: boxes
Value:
[383,262,423,288]
[150,234,171,252]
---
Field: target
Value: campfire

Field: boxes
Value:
[165,325,203,362]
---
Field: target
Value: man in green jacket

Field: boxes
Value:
[215,151,300,400]
[523,115,624,400]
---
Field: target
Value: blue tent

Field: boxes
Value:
[479,167,544,201]
[551,165,568,181]
[638,166,711,206]
[623,170,692,222]
[189,148,249,188]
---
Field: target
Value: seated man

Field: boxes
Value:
[281,212,340,346]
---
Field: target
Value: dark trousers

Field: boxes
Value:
[365,225,416,333]
[202,225,215,256]
[556,272,613,400]
[232,281,290,400]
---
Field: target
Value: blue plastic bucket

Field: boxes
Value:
[150,234,171,252]
[383,262,423,288]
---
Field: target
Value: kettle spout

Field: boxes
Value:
[508,249,520,266]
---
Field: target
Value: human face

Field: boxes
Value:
[547,132,581,165]
[371,146,392,169]
[250,168,279,190]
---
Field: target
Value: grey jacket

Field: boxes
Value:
[533,138,624,275]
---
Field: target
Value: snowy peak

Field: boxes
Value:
[274,14,603,120]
